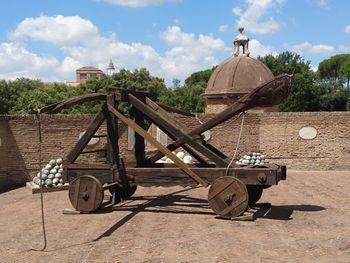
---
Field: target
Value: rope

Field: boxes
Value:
[195,113,203,124]
[225,112,245,176]
[31,110,47,251]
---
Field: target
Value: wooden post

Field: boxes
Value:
[130,107,146,166]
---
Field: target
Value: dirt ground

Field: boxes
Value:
[0,170,350,263]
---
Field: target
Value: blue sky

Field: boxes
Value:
[0,0,349,85]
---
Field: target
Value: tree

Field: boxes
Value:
[9,81,83,114]
[159,83,205,113]
[0,68,167,115]
[109,68,166,100]
[340,59,350,88]
[0,80,11,114]
[258,51,350,112]
[347,98,350,111]
[258,51,323,111]
[158,68,213,113]
[184,68,215,87]
[318,54,350,85]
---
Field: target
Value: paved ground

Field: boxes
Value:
[0,170,350,263]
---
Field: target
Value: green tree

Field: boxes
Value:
[258,51,323,111]
[158,68,215,113]
[0,80,11,114]
[110,68,166,100]
[0,68,167,115]
[10,81,82,114]
[159,83,205,113]
[340,58,350,88]
[347,98,350,111]
[184,68,215,87]
[318,54,350,85]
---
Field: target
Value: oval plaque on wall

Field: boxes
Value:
[299,126,318,140]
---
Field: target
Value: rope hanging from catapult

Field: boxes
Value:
[30,110,47,251]
[225,112,245,176]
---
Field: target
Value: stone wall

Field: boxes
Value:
[0,111,349,190]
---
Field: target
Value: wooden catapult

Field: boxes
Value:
[40,74,291,218]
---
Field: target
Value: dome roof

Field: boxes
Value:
[205,55,274,96]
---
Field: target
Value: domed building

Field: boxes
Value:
[204,28,274,113]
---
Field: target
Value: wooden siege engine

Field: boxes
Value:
[40,73,291,218]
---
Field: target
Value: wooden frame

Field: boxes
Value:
[57,83,289,190]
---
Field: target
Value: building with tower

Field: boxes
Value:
[106,59,116,76]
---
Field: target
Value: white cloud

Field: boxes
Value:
[0,42,58,80]
[160,26,228,77]
[249,39,276,57]
[218,24,229,32]
[10,15,98,46]
[1,16,229,83]
[288,41,334,55]
[345,25,350,35]
[232,0,286,35]
[100,0,178,8]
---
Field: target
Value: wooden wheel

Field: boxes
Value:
[109,184,137,201]
[246,185,263,206]
[208,176,248,217]
[68,175,104,213]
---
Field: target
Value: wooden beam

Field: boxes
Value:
[129,94,228,167]
[149,74,291,162]
[107,104,209,187]
[40,93,106,114]
[105,93,120,166]
[65,166,280,187]
[107,88,148,102]
[65,111,105,164]
[130,107,146,166]
[145,97,207,164]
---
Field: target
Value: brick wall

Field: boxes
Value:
[0,111,349,189]
[0,114,134,190]
[259,112,350,170]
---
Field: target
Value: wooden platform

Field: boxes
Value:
[26,181,70,194]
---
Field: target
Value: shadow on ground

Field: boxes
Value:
[252,204,326,221]
[92,188,326,241]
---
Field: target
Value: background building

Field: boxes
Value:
[75,66,104,84]
[204,28,275,113]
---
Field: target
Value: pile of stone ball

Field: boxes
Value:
[32,158,65,187]
[235,152,270,166]
[155,151,193,164]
